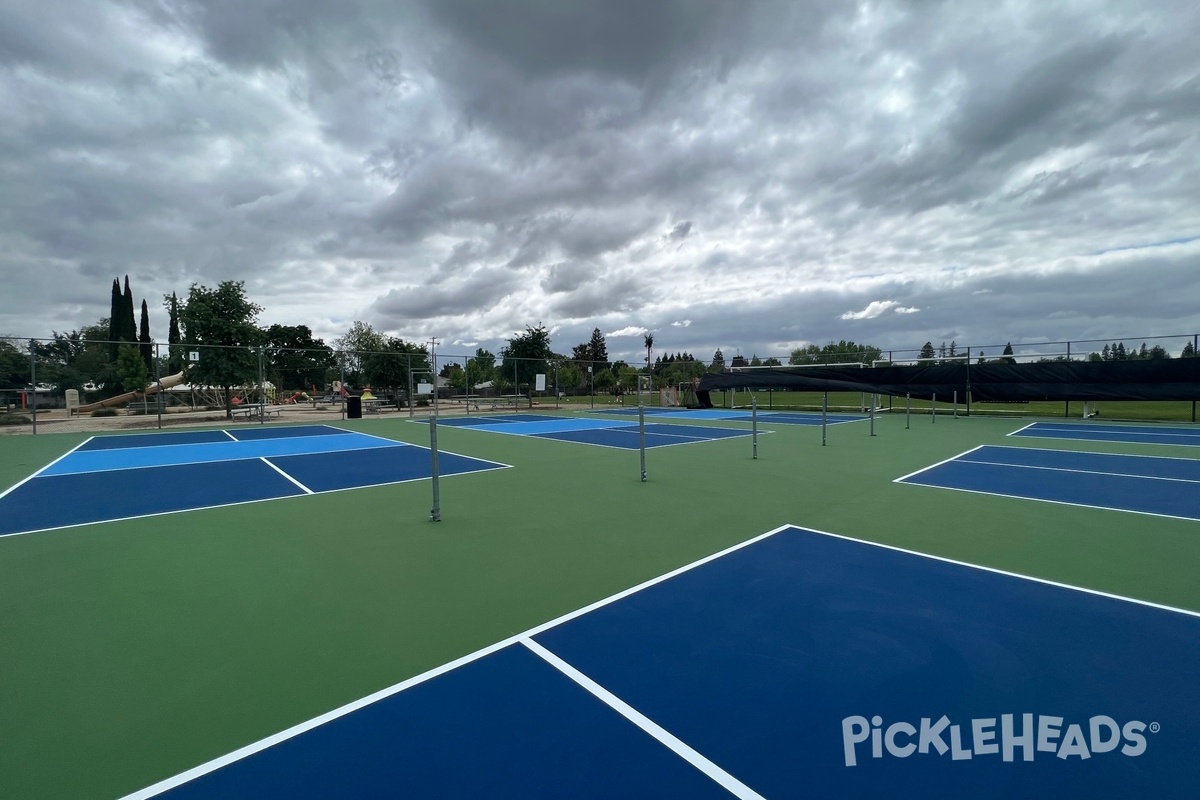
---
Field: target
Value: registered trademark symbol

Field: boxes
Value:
[1149,722,1161,733]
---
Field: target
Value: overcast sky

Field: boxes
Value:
[2,0,1198,363]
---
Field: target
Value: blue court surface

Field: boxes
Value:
[419,414,759,449]
[0,425,508,538]
[601,407,867,425]
[1010,421,1200,447]
[121,524,1200,799]
[897,445,1200,522]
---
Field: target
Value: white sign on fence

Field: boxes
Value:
[535,374,546,392]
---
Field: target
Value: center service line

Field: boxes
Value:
[520,637,767,800]
[259,457,315,494]
[955,457,1200,485]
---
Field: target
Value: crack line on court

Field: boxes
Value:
[520,637,767,800]
[259,458,315,494]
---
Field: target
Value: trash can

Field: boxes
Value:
[346,395,363,419]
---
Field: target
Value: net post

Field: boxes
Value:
[155,342,163,430]
[905,392,911,429]
[751,393,758,459]
[953,390,958,419]
[932,392,937,423]
[638,402,647,482]
[821,392,827,446]
[429,339,441,522]
[258,346,266,425]
[29,346,37,435]
[869,399,875,437]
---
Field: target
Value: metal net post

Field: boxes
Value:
[751,393,758,459]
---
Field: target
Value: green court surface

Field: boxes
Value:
[2,411,1199,799]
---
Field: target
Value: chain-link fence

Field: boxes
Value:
[3,332,1198,434]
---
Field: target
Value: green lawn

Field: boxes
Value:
[1,411,1198,798]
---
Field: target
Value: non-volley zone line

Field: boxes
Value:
[0,425,509,538]
[1010,421,1200,447]
[120,524,1200,799]
[600,408,867,425]
[897,445,1200,522]
[418,414,759,450]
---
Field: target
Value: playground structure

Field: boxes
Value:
[73,375,285,415]
[72,373,186,414]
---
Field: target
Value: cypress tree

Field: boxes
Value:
[139,299,153,373]
[167,292,182,373]
[108,278,122,360]
[121,276,137,344]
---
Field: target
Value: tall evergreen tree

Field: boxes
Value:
[166,292,182,373]
[918,341,936,361]
[121,275,137,344]
[139,299,153,373]
[107,279,122,360]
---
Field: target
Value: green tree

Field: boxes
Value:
[501,324,554,393]
[644,333,654,373]
[139,300,153,373]
[790,340,882,365]
[709,348,726,372]
[918,341,936,362]
[467,348,497,391]
[0,338,29,392]
[334,321,385,387]
[180,281,264,418]
[1183,342,1196,358]
[165,292,183,374]
[555,360,582,394]
[264,325,334,391]
[1000,343,1016,364]
[107,279,122,360]
[363,337,428,403]
[115,344,150,394]
[121,276,137,346]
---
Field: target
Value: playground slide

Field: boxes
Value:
[74,372,186,414]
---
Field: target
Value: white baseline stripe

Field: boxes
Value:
[521,638,766,800]
[260,458,314,494]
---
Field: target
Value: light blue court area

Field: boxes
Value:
[897,445,1200,522]
[600,408,867,425]
[1010,421,1200,447]
[122,525,1200,799]
[0,425,508,538]
[420,414,757,450]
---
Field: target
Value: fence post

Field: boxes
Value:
[155,342,163,430]
[29,346,37,435]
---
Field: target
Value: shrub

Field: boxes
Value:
[91,407,119,417]
[0,412,31,426]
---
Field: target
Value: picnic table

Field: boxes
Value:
[232,405,284,421]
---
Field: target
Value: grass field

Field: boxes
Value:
[2,409,1198,798]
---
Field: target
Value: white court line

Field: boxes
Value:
[0,450,510,541]
[221,429,238,441]
[116,520,1200,800]
[0,435,94,502]
[1009,421,1037,435]
[954,457,1200,485]
[892,479,1200,525]
[522,638,767,800]
[260,458,314,494]
[892,444,987,483]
